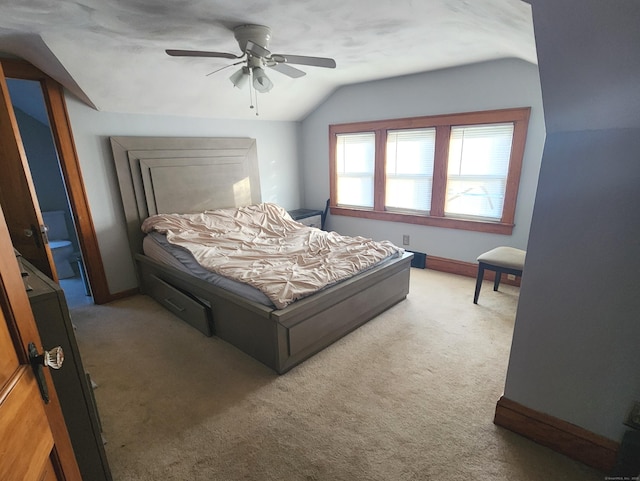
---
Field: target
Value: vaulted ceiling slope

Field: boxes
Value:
[0,0,537,121]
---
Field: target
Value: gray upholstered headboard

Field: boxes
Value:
[110,136,261,255]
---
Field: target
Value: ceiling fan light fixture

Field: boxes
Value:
[229,66,250,89]
[252,67,273,93]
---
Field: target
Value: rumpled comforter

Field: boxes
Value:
[141,203,403,309]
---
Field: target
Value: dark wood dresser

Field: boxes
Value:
[22,258,112,481]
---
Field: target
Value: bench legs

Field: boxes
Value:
[494,270,502,291]
[474,263,485,304]
[474,262,522,304]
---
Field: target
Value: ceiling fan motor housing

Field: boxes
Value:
[234,24,272,53]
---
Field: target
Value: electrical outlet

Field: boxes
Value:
[507,274,516,281]
[402,235,410,246]
[625,401,640,430]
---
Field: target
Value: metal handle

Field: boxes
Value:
[163,297,185,312]
[28,343,64,403]
[23,224,48,247]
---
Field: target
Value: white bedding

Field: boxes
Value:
[141,203,403,309]
[142,232,274,306]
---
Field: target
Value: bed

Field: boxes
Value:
[111,136,413,374]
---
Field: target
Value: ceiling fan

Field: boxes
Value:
[166,24,336,94]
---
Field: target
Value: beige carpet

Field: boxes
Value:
[71,269,603,481]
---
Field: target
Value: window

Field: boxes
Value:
[385,128,435,213]
[445,123,514,220]
[335,133,375,208]
[329,108,530,234]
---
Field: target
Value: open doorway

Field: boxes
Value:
[6,78,93,307]
[1,58,110,305]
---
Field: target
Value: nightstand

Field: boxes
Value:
[288,208,323,229]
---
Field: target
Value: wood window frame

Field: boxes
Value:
[329,107,531,235]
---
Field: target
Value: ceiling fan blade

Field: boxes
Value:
[166,49,241,60]
[268,63,306,78]
[271,54,336,69]
[245,40,271,58]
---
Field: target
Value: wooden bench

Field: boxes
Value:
[473,247,526,304]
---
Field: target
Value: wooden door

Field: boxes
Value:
[0,204,81,479]
[1,58,112,304]
[0,62,57,281]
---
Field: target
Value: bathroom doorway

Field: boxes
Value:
[6,78,93,307]
[1,59,110,304]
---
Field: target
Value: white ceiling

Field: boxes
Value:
[0,0,537,121]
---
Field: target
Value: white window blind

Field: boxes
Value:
[385,128,435,213]
[445,123,514,220]
[336,133,375,208]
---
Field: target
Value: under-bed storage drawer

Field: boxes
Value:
[284,268,410,360]
[145,273,213,336]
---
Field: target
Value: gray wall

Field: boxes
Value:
[300,58,545,263]
[503,0,640,441]
[65,97,301,293]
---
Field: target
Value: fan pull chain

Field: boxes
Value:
[247,69,259,116]
[254,90,259,116]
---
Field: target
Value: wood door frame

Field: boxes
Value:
[1,58,110,304]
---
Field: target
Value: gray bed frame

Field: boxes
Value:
[111,136,412,374]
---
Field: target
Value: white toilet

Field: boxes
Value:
[42,210,75,279]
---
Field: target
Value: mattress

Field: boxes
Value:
[143,231,274,306]
[142,203,403,309]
